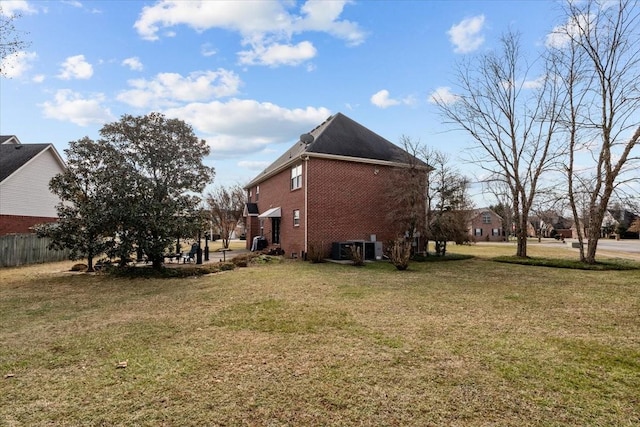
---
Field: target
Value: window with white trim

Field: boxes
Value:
[291,164,302,190]
[293,209,300,227]
[255,185,259,202]
[475,228,483,236]
[482,212,491,224]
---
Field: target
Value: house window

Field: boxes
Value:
[255,185,259,202]
[293,209,300,227]
[475,228,483,236]
[492,228,500,236]
[248,189,252,202]
[482,212,491,224]
[291,164,302,190]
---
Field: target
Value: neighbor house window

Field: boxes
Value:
[482,212,491,224]
[255,185,259,202]
[291,164,302,190]
[248,189,252,202]
[293,209,300,226]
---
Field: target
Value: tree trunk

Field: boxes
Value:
[515,216,528,258]
[584,210,604,264]
[87,256,95,273]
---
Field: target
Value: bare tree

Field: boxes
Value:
[206,184,245,249]
[0,5,31,77]
[551,0,640,263]
[385,136,430,251]
[433,31,563,257]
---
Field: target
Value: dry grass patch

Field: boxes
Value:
[1,250,639,426]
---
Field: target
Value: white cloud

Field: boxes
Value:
[57,54,93,80]
[40,89,114,126]
[295,0,366,46]
[0,0,37,16]
[238,40,317,67]
[61,1,82,8]
[370,89,414,109]
[33,74,45,83]
[428,87,459,105]
[122,56,143,71]
[201,43,217,57]
[163,99,331,154]
[448,15,485,54]
[522,75,546,89]
[370,90,399,108]
[117,69,241,108]
[545,13,592,49]
[0,50,36,78]
[133,0,365,67]
[237,160,271,171]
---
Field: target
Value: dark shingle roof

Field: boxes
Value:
[247,113,426,187]
[0,144,52,182]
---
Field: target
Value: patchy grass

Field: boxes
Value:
[1,246,639,426]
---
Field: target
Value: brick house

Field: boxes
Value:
[243,113,427,259]
[468,208,504,242]
[0,135,65,235]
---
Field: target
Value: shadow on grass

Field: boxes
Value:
[411,253,475,262]
[492,256,640,271]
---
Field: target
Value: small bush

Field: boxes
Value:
[231,253,260,267]
[349,246,365,267]
[307,242,326,263]
[387,239,411,271]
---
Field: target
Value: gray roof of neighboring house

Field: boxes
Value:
[247,113,427,187]
[0,143,55,182]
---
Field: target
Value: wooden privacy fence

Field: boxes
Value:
[0,234,71,267]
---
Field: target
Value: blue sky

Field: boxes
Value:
[1,0,562,203]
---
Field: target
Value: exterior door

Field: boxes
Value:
[272,218,280,244]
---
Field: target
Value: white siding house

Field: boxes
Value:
[0,136,66,235]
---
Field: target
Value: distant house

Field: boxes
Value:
[468,208,504,242]
[0,135,65,235]
[243,113,428,259]
[602,208,639,239]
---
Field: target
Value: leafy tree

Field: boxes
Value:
[36,138,114,272]
[205,184,245,249]
[550,0,640,263]
[433,30,564,257]
[41,113,214,271]
[427,150,473,255]
[0,5,31,77]
[99,113,214,269]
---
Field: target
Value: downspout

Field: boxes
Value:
[303,155,309,258]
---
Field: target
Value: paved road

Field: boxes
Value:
[582,239,640,254]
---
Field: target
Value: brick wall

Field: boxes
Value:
[468,210,504,242]
[307,158,401,257]
[245,162,305,256]
[0,215,57,236]
[246,157,417,258]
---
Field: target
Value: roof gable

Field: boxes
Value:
[247,113,426,187]
[1,135,21,145]
[0,143,65,183]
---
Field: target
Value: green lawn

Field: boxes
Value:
[1,243,639,426]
